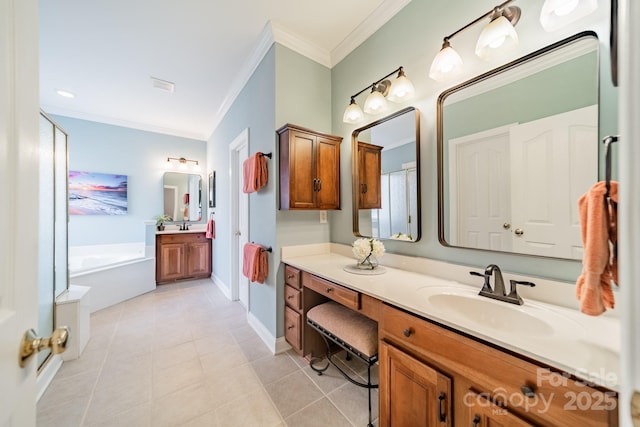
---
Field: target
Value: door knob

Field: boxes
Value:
[514,228,524,236]
[234,230,241,236]
[19,326,70,368]
[503,222,511,229]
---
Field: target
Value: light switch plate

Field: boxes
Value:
[319,210,327,223]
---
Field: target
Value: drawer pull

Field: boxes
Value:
[403,328,413,337]
[287,325,294,330]
[472,415,481,427]
[438,392,446,422]
[287,295,294,300]
[521,385,536,398]
[326,287,333,293]
[287,274,295,279]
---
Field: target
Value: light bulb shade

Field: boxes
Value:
[475,15,519,60]
[429,43,464,81]
[363,89,388,115]
[540,0,598,31]
[343,99,364,124]
[388,74,415,102]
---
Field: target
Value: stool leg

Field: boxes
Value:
[309,332,332,376]
[367,362,373,427]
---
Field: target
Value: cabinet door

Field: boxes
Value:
[158,243,186,282]
[380,341,452,427]
[358,141,382,209]
[186,241,211,276]
[316,136,340,209]
[466,390,534,427]
[289,130,317,209]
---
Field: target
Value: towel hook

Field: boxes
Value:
[603,135,619,197]
[259,152,272,159]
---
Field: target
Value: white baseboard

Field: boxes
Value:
[212,274,232,300]
[37,355,63,402]
[248,312,285,355]
[274,336,292,354]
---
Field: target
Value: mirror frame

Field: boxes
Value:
[162,171,203,223]
[436,31,599,258]
[352,106,421,241]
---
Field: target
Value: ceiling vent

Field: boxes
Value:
[151,77,175,93]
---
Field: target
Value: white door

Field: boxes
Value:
[449,125,513,251]
[510,105,598,259]
[229,129,249,309]
[0,0,41,424]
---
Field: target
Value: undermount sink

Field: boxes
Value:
[417,286,584,339]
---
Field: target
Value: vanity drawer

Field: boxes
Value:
[381,304,617,426]
[284,285,301,311]
[284,306,301,351]
[284,265,301,289]
[157,232,206,244]
[302,272,360,310]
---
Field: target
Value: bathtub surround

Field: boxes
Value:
[69,243,155,312]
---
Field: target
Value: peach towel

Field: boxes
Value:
[206,219,215,239]
[242,153,268,193]
[242,243,268,284]
[576,181,618,316]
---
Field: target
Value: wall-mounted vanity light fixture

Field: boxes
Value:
[540,0,598,32]
[166,157,201,172]
[429,0,521,82]
[342,66,415,124]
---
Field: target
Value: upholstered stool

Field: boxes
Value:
[306,301,378,427]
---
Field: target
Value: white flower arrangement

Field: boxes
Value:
[352,237,385,262]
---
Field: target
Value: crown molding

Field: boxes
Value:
[331,0,412,66]
[271,21,332,68]
[207,0,413,140]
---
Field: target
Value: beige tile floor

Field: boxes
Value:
[37,279,378,427]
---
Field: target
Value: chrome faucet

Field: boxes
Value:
[470,264,535,305]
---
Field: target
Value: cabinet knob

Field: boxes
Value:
[521,385,536,398]
[287,325,294,330]
[472,415,481,427]
[326,287,333,293]
[287,295,294,300]
[403,328,412,337]
[287,274,294,280]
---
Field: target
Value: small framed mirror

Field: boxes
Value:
[352,107,421,242]
[208,171,216,208]
[437,32,600,259]
[163,172,202,222]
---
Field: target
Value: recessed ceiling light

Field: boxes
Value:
[56,89,75,98]
[151,77,175,93]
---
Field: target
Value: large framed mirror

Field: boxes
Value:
[352,107,421,242]
[163,172,202,222]
[437,32,599,260]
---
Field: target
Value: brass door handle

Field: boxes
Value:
[19,326,70,368]
[514,228,524,236]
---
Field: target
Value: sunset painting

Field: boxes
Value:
[68,171,128,215]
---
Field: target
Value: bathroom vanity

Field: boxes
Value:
[282,246,619,426]
[155,230,211,284]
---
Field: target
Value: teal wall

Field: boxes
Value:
[52,115,206,247]
[329,0,616,283]
[443,51,598,141]
[206,43,331,337]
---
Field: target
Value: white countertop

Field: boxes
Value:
[282,248,620,390]
[156,224,207,235]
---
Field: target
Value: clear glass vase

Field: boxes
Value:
[357,255,378,270]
